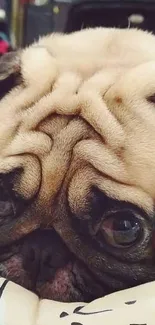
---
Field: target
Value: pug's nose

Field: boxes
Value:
[21,229,71,283]
[22,244,53,283]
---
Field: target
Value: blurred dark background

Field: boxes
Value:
[1,0,155,53]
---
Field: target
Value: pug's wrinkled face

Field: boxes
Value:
[1,28,155,302]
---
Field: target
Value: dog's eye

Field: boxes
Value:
[101,210,142,248]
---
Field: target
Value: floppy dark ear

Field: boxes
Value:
[0,51,21,99]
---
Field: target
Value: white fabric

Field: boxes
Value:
[0,277,154,325]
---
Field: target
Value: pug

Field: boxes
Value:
[0,27,155,302]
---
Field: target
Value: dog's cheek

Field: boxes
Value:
[0,255,31,289]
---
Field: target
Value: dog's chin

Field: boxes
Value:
[0,254,104,302]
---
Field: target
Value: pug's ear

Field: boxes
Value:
[0,51,21,98]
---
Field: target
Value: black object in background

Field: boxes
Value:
[53,0,155,33]
[24,2,54,46]
[23,1,155,46]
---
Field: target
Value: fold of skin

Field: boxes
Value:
[0,28,155,301]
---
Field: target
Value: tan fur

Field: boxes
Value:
[0,27,155,243]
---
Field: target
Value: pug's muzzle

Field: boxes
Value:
[0,179,155,303]
[0,228,103,302]
[0,172,111,302]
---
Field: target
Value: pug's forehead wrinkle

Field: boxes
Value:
[96,179,154,216]
[1,30,155,216]
[20,71,82,131]
[2,131,52,158]
[0,154,41,200]
[0,114,21,153]
[73,139,128,184]
[38,114,72,140]
[36,119,91,206]
[0,82,48,118]
[64,69,125,151]
[79,67,121,98]
[0,47,59,116]
[68,165,154,215]
[17,70,125,153]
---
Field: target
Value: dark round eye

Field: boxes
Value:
[101,210,142,248]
